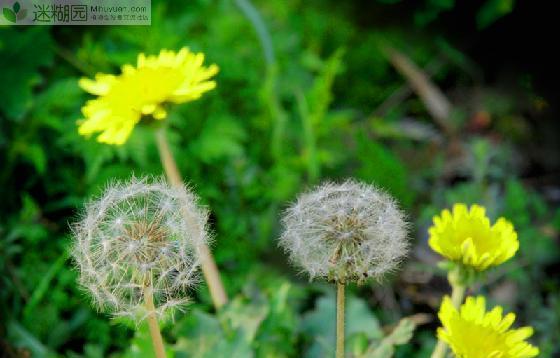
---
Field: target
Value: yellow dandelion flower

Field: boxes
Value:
[78,47,219,145]
[428,204,518,271]
[438,296,539,358]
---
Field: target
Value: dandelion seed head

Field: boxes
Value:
[71,176,209,321]
[279,180,409,283]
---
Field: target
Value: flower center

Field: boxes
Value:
[325,213,367,244]
[121,219,169,264]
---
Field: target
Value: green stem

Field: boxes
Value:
[430,273,466,358]
[336,281,345,358]
[296,90,320,183]
[234,0,288,162]
[234,0,275,65]
[450,280,466,308]
[265,65,288,161]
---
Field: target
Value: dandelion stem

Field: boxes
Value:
[336,281,345,358]
[450,281,466,308]
[430,274,466,358]
[155,127,228,310]
[144,285,166,358]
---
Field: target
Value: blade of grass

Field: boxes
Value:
[8,321,53,357]
[23,249,68,319]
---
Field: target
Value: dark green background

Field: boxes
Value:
[1,0,559,356]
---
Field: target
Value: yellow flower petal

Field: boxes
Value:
[77,47,218,145]
[153,106,167,120]
[438,295,539,358]
[79,75,116,96]
[140,104,157,115]
[428,204,519,271]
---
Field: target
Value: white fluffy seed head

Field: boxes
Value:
[71,176,209,322]
[279,180,409,284]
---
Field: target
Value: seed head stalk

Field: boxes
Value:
[73,177,208,358]
[336,281,345,358]
[143,284,166,358]
[155,127,228,309]
[279,181,409,358]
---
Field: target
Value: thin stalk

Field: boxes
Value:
[234,0,288,162]
[155,127,228,309]
[296,90,320,183]
[265,65,288,161]
[430,279,466,358]
[336,281,345,358]
[143,285,166,358]
[234,0,275,65]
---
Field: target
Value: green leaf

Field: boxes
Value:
[7,321,55,357]
[255,281,300,357]
[23,251,68,320]
[302,292,382,358]
[477,0,515,29]
[189,115,247,163]
[13,1,20,13]
[414,0,455,27]
[385,318,416,345]
[16,8,26,20]
[355,131,413,207]
[361,318,416,358]
[3,7,16,22]
[306,48,345,127]
[21,143,47,174]
[122,321,170,358]
[172,295,269,358]
[221,297,269,343]
[0,28,54,119]
[173,310,254,358]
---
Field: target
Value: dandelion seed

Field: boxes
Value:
[279,180,409,358]
[71,176,209,322]
[279,179,409,283]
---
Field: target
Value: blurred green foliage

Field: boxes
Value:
[1,0,558,357]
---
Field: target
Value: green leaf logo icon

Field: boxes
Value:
[3,7,16,23]
[17,8,26,20]
[3,2,24,23]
